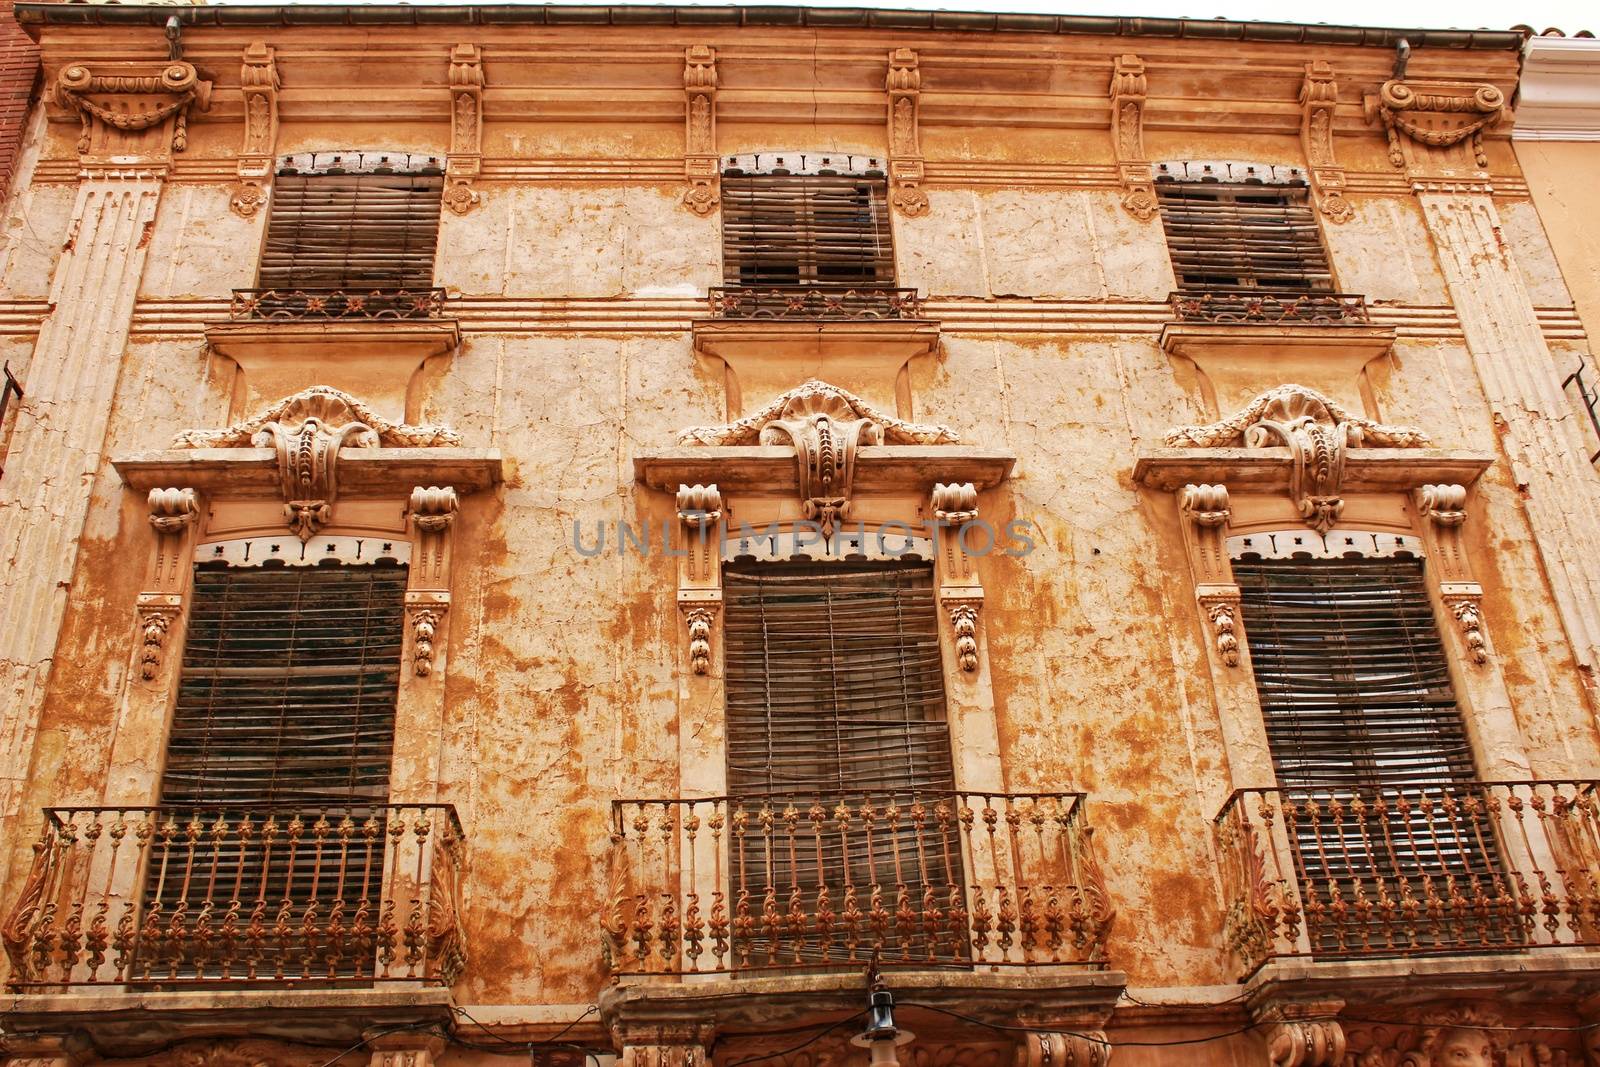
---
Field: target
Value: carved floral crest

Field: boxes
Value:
[173,386,459,540]
[678,380,957,537]
[1165,384,1429,534]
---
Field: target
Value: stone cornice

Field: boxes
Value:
[1133,447,1493,493]
[1515,35,1600,141]
[113,447,504,496]
[635,445,1015,494]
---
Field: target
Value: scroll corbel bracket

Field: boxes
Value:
[137,487,199,681]
[1015,1030,1110,1067]
[1300,60,1353,224]
[406,485,459,677]
[231,42,279,218]
[1417,484,1489,666]
[887,48,928,217]
[1110,54,1157,221]
[1256,999,1347,1067]
[445,43,485,215]
[683,45,719,215]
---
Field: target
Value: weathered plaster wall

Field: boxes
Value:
[1516,140,1600,349]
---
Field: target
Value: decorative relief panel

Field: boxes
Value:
[1364,78,1506,178]
[1299,61,1352,224]
[53,60,212,163]
[445,43,484,215]
[230,43,279,218]
[683,44,719,216]
[1165,384,1429,534]
[1109,54,1156,221]
[886,47,928,217]
[1340,1004,1590,1067]
[173,385,460,541]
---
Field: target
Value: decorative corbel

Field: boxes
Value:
[1417,483,1489,665]
[230,43,279,218]
[1015,1030,1109,1067]
[137,487,199,681]
[1364,78,1505,176]
[886,48,928,217]
[932,482,983,674]
[1109,54,1156,221]
[407,485,459,678]
[1300,61,1353,224]
[1258,999,1347,1067]
[683,45,719,216]
[55,61,212,163]
[677,483,723,676]
[444,44,484,215]
[1180,484,1241,668]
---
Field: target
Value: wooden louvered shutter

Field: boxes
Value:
[722,562,964,965]
[1156,183,1333,292]
[1234,558,1515,951]
[160,561,407,808]
[721,175,895,287]
[258,172,443,291]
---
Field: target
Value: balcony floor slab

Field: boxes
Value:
[1244,948,1600,1009]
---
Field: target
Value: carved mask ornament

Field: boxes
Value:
[1166,384,1429,534]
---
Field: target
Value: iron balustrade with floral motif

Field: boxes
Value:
[605,790,1114,976]
[0,803,467,990]
[707,286,923,321]
[1214,781,1600,980]
[1168,290,1370,325]
[230,287,448,321]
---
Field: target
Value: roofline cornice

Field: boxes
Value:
[1515,34,1600,139]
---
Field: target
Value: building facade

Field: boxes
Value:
[0,5,1598,1066]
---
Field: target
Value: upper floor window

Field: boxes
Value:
[246,151,445,319]
[1155,164,1332,295]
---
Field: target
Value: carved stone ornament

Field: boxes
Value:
[445,43,484,215]
[136,487,199,680]
[1338,1004,1554,1067]
[931,481,978,525]
[886,48,929,217]
[173,386,460,541]
[683,45,719,215]
[676,482,723,528]
[407,485,458,676]
[1165,384,1430,535]
[1014,1030,1109,1067]
[1300,61,1353,224]
[1109,54,1157,221]
[1365,79,1506,172]
[231,43,279,218]
[1416,483,1489,665]
[678,380,958,538]
[1256,999,1346,1067]
[683,605,717,675]
[948,601,980,673]
[54,60,212,159]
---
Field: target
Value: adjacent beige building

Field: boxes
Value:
[1,5,1599,1066]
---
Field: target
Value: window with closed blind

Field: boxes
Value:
[1234,556,1517,950]
[1155,181,1333,293]
[249,153,444,318]
[722,561,965,964]
[720,173,895,289]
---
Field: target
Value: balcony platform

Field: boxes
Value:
[2,986,456,1057]
[1244,949,1600,1009]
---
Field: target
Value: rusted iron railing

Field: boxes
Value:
[230,287,448,321]
[606,790,1113,975]
[1215,781,1600,979]
[707,286,923,320]
[2,804,467,989]
[1168,290,1370,325]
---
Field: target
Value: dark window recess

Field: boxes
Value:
[721,174,895,287]
[1235,557,1518,951]
[258,170,443,292]
[1156,182,1333,292]
[722,562,964,965]
[160,561,407,809]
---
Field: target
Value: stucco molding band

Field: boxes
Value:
[682,44,718,215]
[230,42,279,218]
[445,42,483,215]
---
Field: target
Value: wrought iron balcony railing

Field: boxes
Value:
[605,790,1113,976]
[230,287,448,321]
[707,285,923,321]
[1168,289,1370,325]
[1215,781,1600,979]
[2,803,467,990]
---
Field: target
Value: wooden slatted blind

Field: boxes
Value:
[160,561,408,808]
[1155,182,1333,292]
[721,174,895,288]
[259,170,443,291]
[1234,558,1514,950]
